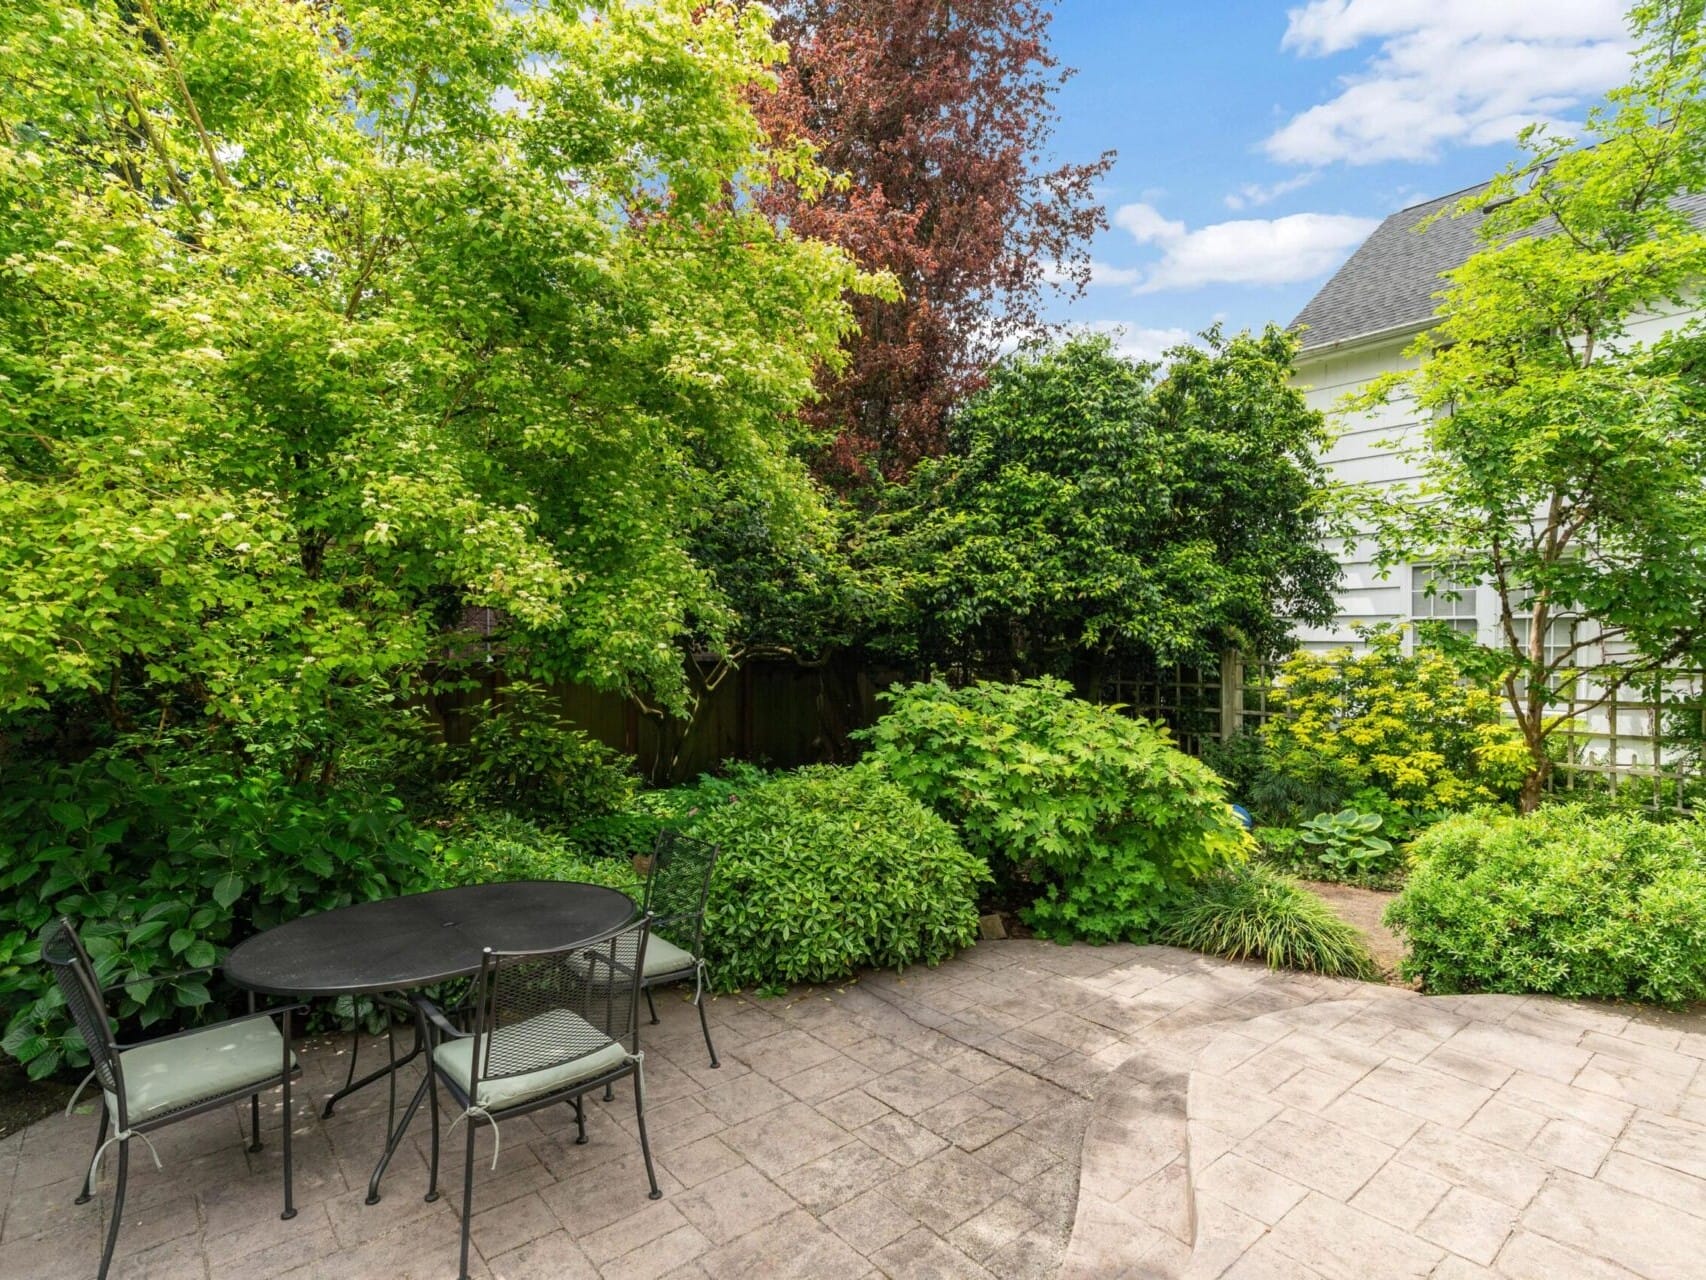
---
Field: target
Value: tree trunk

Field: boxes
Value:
[1518,751,1552,814]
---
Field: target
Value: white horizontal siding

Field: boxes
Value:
[1293,304,1703,652]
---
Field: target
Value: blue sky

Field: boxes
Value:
[1038,0,1637,360]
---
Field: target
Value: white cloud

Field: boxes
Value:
[1087,261,1146,288]
[1224,172,1318,211]
[1114,203,1186,244]
[1110,202,1380,293]
[1267,0,1631,166]
[1070,322,1197,365]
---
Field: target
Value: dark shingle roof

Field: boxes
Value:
[1290,182,1495,352]
[1291,181,1706,352]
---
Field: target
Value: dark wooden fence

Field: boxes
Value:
[425,646,1274,786]
[425,655,896,785]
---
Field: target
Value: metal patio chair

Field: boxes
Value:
[42,918,301,1280]
[414,917,662,1280]
[636,829,721,1069]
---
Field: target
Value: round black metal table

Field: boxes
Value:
[224,881,637,997]
[224,881,636,1204]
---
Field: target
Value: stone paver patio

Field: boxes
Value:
[1,941,1702,1279]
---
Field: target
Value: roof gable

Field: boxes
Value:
[1291,181,1706,354]
[1290,182,1494,353]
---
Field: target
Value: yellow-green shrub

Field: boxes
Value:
[1260,629,1527,832]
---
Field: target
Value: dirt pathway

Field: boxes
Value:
[1298,879,1410,983]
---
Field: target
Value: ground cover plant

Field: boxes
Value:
[862,677,1250,943]
[0,751,436,1079]
[1387,805,1706,1004]
[1157,867,1378,980]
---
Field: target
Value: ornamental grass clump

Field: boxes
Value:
[861,677,1251,943]
[1157,867,1379,980]
[1387,805,1706,1005]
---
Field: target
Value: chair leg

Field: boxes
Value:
[632,1066,662,1201]
[696,989,720,1070]
[644,986,659,1026]
[96,1137,128,1280]
[248,1092,263,1153]
[574,1097,587,1145]
[281,1012,296,1221]
[458,1119,478,1280]
[425,1070,441,1203]
[76,1105,109,1204]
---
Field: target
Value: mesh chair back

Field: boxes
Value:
[41,918,123,1099]
[640,830,718,958]
[465,918,650,1099]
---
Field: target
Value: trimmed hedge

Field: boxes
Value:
[1386,806,1706,1004]
[655,764,989,991]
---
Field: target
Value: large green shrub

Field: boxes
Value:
[1158,867,1378,980]
[0,751,436,1078]
[434,810,643,895]
[441,684,639,828]
[1387,806,1706,1004]
[861,678,1250,943]
[653,764,988,991]
[1258,629,1529,834]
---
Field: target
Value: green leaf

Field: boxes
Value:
[211,874,244,909]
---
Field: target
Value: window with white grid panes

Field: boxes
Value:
[1514,614,1581,695]
[1410,565,1479,638]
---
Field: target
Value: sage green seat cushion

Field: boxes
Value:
[434,1009,628,1111]
[105,1016,294,1123]
[644,935,698,979]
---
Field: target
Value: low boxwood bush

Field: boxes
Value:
[861,677,1250,943]
[1387,806,1706,1004]
[655,764,989,991]
[1157,866,1378,980]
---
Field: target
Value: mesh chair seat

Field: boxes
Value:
[103,1016,297,1125]
[642,935,697,978]
[433,1009,627,1112]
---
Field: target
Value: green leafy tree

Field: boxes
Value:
[0,0,878,776]
[862,328,1339,678]
[1352,0,1706,810]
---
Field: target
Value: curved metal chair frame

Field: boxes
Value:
[42,918,301,1280]
[412,917,662,1280]
[638,829,721,1069]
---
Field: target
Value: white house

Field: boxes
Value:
[1287,181,1704,783]
[1290,179,1702,651]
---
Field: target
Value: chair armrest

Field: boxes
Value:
[580,950,640,983]
[410,995,470,1043]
